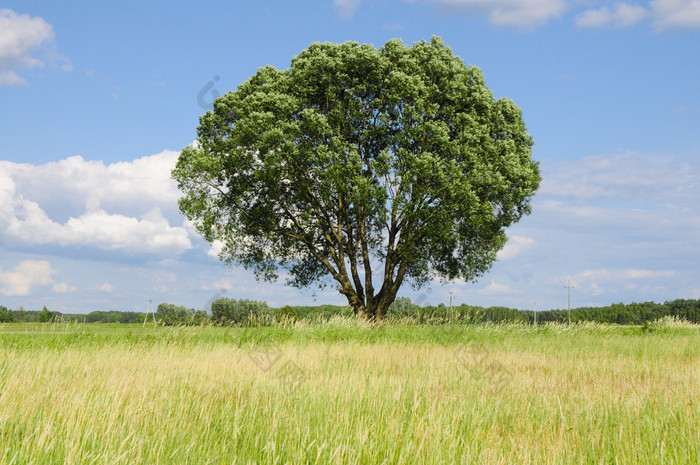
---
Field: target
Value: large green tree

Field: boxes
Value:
[173,37,540,321]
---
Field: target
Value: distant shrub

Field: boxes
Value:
[211,298,271,326]
[387,297,417,318]
[156,303,204,326]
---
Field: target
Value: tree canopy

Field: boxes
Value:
[173,37,540,320]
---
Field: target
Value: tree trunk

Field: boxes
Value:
[374,297,395,322]
[349,296,396,322]
[355,305,373,321]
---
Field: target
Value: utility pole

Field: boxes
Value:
[449,291,454,323]
[144,299,156,327]
[565,280,574,324]
[533,300,537,326]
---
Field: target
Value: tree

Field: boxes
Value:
[173,37,540,321]
[0,306,16,323]
[156,303,198,325]
[210,298,270,326]
[388,296,417,318]
[38,306,56,323]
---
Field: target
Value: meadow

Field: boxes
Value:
[0,319,698,464]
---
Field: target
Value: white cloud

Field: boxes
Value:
[201,277,233,292]
[576,3,649,28]
[0,151,193,256]
[539,153,699,207]
[5,207,191,254]
[333,0,365,18]
[651,0,700,29]
[207,239,225,258]
[532,152,700,264]
[571,269,677,298]
[0,9,53,69]
[0,260,56,296]
[485,150,700,309]
[334,0,566,27]
[152,271,178,293]
[99,282,116,293]
[0,9,70,86]
[576,0,700,30]
[52,282,76,293]
[436,0,567,27]
[480,280,519,295]
[497,235,535,260]
[0,70,26,86]
[3,151,182,216]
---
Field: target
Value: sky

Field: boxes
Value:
[1,0,699,314]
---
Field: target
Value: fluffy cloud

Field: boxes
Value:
[3,151,183,218]
[0,9,70,86]
[497,235,535,260]
[52,282,77,294]
[576,0,700,30]
[207,239,225,259]
[0,151,193,257]
[334,0,566,27]
[575,3,649,28]
[0,260,55,296]
[651,0,700,29]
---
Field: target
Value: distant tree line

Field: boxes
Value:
[521,299,700,325]
[1,298,698,326]
[0,306,59,323]
[387,298,700,324]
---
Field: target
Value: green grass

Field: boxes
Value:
[1,320,698,464]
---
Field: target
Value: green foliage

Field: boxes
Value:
[5,297,696,327]
[210,298,271,326]
[667,299,700,322]
[173,36,540,320]
[156,303,207,326]
[528,299,700,325]
[193,310,209,325]
[387,296,415,319]
[38,306,57,323]
[0,306,16,323]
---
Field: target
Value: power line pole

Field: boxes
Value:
[449,291,454,323]
[533,300,537,327]
[144,299,156,327]
[565,280,574,324]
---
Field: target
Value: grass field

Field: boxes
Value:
[1,319,698,464]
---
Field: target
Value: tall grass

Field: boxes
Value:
[0,322,698,464]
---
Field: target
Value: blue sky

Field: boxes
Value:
[1,0,699,313]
